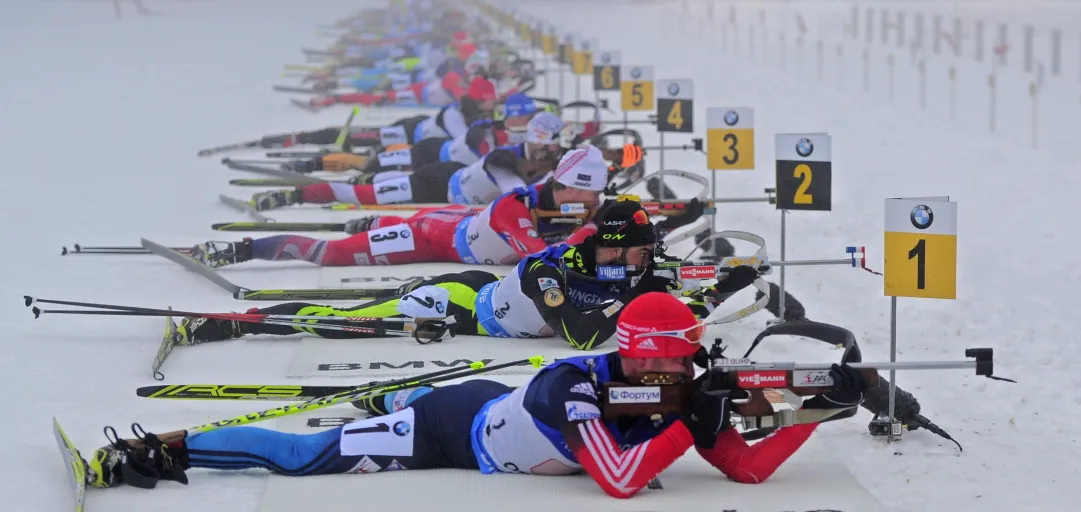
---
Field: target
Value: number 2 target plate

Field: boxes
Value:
[774,133,832,211]
[884,197,957,299]
[707,107,754,170]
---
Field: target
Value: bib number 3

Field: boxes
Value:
[368,224,416,256]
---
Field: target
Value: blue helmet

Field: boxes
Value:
[503,93,537,118]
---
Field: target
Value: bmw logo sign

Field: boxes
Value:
[393,421,411,437]
[601,52,611,64]
[724,110,739,126]
[400,230,412,238]
[630,67,641,79]
[667,82,680,96]
[910,205,934,230]
[795,138,814,157]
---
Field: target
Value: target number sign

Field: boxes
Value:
[593,50,621,91]
[706,107,754,170]
[620,65,654,112]
[774,133,832,211]
[884,197,957,299]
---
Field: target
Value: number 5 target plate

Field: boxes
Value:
[884,197,957,299]
[620,65,654,112]
[707,107,754,170]
[774,133,831,211]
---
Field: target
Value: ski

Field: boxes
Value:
[151,310,178,381]
[61,244,191,256]
[212,221,346,232]
[273,84,334,94]
[229,178,317,187]
[136,384,353,400]
[53,418,87,512]
[235,287,398,301]
[218,194,274,222]
[196,139,260,157]
[291,98,322,113]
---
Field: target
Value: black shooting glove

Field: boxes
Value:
[631,266,677,296]
[801,363,869,410]
[681,378,732,450]
[655,198,706,233]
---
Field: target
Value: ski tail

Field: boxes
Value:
[136,384,353,400]
[52,418,87,512]
[151,309,178,381]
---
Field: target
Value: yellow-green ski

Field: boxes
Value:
[53,418,87,512]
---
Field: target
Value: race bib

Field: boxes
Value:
[380,126,408,147]
[377,149,413,168]
[394,89,418,104]
[389,72,412,91]
[373,176,413,204]
[367,224,416,256]
[339,408,416,457]
[395,285,450,318]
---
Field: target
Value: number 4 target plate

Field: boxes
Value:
[884,197,957,299]
[707,107,754,170]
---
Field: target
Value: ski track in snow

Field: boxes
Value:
[1,0,1079,511]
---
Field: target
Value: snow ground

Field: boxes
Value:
[1,0,1079,511]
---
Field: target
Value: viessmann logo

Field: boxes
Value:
[736,371,787,388]
[679,266,717,279]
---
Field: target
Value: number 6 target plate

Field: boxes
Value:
[707,107,754,170]
[884,197,957,299]
[774,133,831,211]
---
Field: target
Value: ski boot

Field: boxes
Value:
[87,424,189,489]
[756,282,807,322]
[189,239,253,268]
[343,216,380,234]
[176,316,244,346]
[250,189,302,211]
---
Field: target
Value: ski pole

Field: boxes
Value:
[119,356,547,446]
[61,244,190,256]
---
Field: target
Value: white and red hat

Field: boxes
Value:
[617,292,704,359]
[552,146,608,192]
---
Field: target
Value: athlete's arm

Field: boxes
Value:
[527,366,694,499]
[695,424,817,484]
[487,196,549,258]
[440,107,469,139]
[519,263,649,350]
[484,149,528,193]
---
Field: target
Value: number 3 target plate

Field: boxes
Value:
[884,197,957,299]
[706,107,754,170]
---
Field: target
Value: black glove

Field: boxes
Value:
[656,198,706,233]
[709,265,759,296]
[681,380,732,450]
[801,363,869,410]
[631,266,676,295]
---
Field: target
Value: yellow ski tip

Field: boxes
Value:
[528,355,545,368]
[469,361,485,370]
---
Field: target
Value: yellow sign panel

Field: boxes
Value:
[619,65,654,112]
[574,51,592,75]
[883,198,958,299]
[706,107,754,170]
[543,35,556,55]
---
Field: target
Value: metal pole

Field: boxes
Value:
[710,173,719,255]
[713,360,980,371]
[767,258,859,267]
[778,209,787,322]
[575,73,581,123]
[888,295,898,443]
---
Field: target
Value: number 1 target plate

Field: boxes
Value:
[884,197,957,299]
[707,107,754,170]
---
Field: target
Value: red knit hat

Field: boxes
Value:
[617,292,703,359]
[466,76,497,101]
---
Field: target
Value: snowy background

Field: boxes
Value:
[2,0,1080,510]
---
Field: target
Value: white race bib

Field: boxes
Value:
[395,285,451,318]
[378,149,413,168]
[367,224,416,256]
[339,408,416,457]
[389,72,412,91]
[380,126,408,147]
[373,176,414,204]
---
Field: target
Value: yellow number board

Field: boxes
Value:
[884,197,957,299]
[620,65,654,112]
[706,107,755,170]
